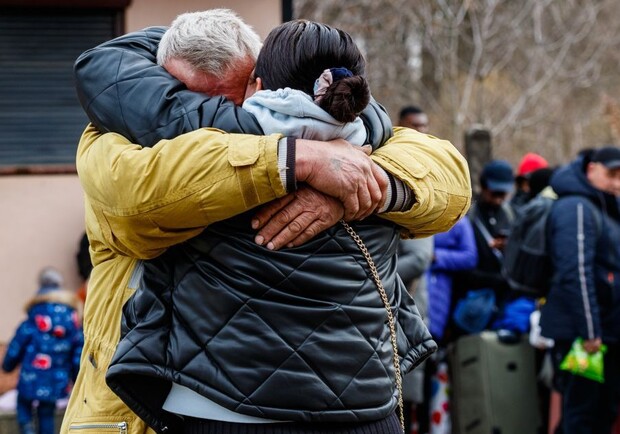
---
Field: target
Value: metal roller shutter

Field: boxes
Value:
[0,9,118,167]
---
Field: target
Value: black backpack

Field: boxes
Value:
[502,193,556,297]
[502,191,601,297]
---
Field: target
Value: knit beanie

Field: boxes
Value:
[517,153,548,178]
[37,267,64,294]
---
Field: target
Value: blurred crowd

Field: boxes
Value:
[397,106,620,434]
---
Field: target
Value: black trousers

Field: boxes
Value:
[184,412,402,434]
[552,341,620,434]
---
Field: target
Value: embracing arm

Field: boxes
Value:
[253,127,471,249]
[79,126,384,258]
[75,27,395,150]
[371,127,472,238]
[78,125,286,258]
[74,26,263,146]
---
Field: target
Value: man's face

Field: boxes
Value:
[587,162,620,197]
[244,71,260,101]
[164,56,256,106]
[399,113,429,133]
[480,187,509,208]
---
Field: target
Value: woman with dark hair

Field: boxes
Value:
[105,20,435,434]
[242,20,371,142]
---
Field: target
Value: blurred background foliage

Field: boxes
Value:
[293,0,620,165]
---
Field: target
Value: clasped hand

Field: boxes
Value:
[252,139,388,250]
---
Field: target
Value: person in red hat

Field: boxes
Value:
[510,152,549,214]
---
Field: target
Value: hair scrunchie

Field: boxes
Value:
[313,67,353,102]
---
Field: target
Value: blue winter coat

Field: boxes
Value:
[426,218,478,339]
[2,289,83,402]
[540,158,620,344]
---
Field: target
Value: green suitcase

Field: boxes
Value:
[449,331,541,434]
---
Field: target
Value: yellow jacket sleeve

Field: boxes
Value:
[78,125,287,259]
[371,127,472,238]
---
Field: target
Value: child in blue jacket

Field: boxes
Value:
[2,267,83,434]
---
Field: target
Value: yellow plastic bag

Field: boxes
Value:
[559,337,607,383]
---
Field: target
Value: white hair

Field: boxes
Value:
[157,9,262,75]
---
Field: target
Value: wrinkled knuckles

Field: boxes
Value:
[275,210,293,225]
[288,220,304,234]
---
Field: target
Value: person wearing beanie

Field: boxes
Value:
[36,266,64,295]
[511,152,549,214]
[2,267,83,434]
[526,167,555,201]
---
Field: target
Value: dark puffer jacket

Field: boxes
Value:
[2,289,83,402]
[540,158,620,344]
[74,26,392,149]
[106,212,436,433]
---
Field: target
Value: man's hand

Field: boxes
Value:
[295,139,388,220]
[582,337,602,354]
[489,236,507,251]
[252,186,344,250]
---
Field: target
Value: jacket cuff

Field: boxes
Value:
[377,169,416,213]
[278,137,297,193]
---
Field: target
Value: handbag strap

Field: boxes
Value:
[341,221,405,433]
[472,214,504,261]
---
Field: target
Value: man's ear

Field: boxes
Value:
[256,77,263,92]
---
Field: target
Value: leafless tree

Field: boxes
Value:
[293,0,620,165]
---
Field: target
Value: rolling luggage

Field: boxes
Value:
[449,331,541,434]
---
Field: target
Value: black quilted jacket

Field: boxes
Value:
[106,212,436,433]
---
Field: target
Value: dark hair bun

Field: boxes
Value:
[318,76,370,123]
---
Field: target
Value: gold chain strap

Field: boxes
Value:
[340,221,405,433]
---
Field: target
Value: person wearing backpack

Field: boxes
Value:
[540,147,620,434]
[501,168,556,291]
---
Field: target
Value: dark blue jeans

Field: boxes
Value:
[16,395,56,434]
[552,342,620,434]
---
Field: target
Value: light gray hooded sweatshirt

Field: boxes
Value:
[242,88,368,145]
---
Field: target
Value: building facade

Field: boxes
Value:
[0,0,285,341]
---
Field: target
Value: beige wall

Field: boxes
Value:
[0,1,281,342]
[126,0,282,39]
[0,176,85,342]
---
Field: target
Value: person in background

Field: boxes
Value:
[455,160,515,333]
[510,152,549,214]
[398,105,430,134]
[395,104,436,433]
[2,268,83,434]
[427,217,478,344]
[419,218,477,434]
[526,167,555,201]
[541,146,620,434]
[397,236,434,434]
